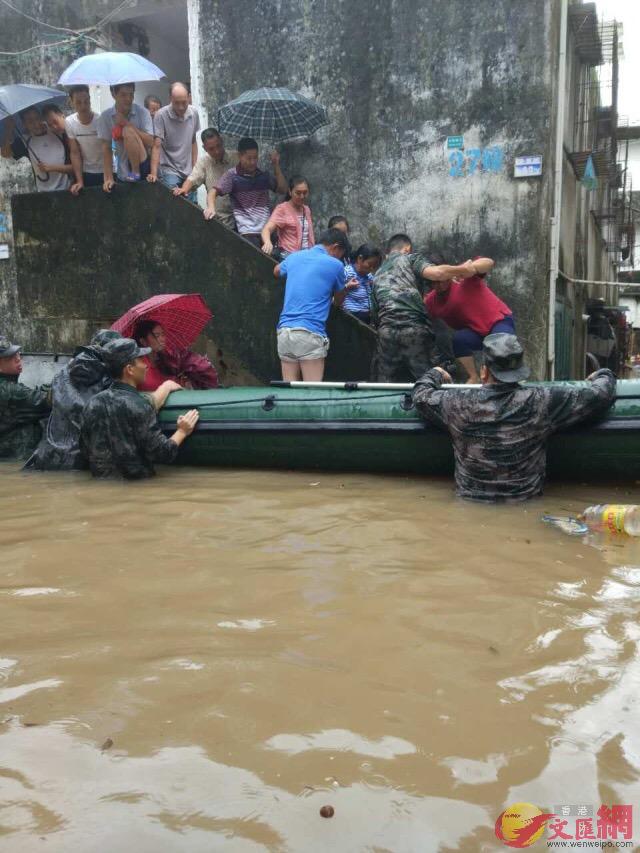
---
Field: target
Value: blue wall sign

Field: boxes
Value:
[514,156,543,178]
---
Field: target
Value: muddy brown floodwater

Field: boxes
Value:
[1,464,640,852]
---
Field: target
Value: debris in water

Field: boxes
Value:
[101,737,113,751]
[541,515,588,536]
[488,646,499,655]
[320,805,335,818]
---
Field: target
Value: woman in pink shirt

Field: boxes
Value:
[261,175,315,259]
[424,255,514,383]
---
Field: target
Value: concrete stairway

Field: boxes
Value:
[11,182,376,384]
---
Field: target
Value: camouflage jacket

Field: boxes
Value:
[80,381,178,479]
[370,252,433,330]
[413,368,616,502]
[0,374,51,461]
[29,346,112,471]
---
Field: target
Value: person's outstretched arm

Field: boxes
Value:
[270,150,287,193]
[8,382,51,424]
[261,218,277,254]
[169,409,199,448]
[143,407,199,463]
[149,380,182,411]
[412,366,453,430]
[203,187,218,219]
[422,261,477,282]
[471,257,494,275]
[101,140,115,192]
[147,136,162,182]
[547,369,616,432]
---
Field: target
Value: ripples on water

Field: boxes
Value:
[1,465,640,851]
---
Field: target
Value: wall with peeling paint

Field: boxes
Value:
[196,0,557,377]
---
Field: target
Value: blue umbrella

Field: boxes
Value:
[58,52,165,86]
[218,87,329,143]
[0,84,67,136]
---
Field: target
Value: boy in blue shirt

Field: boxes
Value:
[274,228,357,380]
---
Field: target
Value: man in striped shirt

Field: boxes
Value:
[207,136,287,247]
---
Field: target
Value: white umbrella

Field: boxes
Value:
[58,52,165,86]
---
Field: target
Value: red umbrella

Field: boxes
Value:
[111,293,213,352]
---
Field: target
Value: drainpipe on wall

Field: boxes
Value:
[187,0,208,208]
[547,0,569,380]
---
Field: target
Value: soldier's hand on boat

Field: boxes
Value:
[177,409,199,435]
[163,380,182,393]
[203,206,216,220]
[433,366,453,383]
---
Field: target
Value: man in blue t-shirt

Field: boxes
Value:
[274,228,357,380]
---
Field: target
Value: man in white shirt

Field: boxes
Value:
[0,106,72,192]
[97,82,154,190]
[147,82,200,200]
[65,85,104,194]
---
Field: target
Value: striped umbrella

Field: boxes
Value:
[218,87,329,143]
[111,294,212,353]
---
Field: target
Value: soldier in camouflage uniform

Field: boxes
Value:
[413,333,616,502]
[80,338,199,479]
[370,234,477,381]
[0,336,51,461]
[27,329,180,471]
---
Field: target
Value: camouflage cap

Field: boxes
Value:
[0,336,21,359]
[102,337,152,371]
[483,333,530,383]
[91,329,122,347]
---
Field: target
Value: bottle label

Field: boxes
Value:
[602,505,628,534]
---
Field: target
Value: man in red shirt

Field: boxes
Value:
[424,256,514,383]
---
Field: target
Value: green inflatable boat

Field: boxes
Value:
[158,380,640,481]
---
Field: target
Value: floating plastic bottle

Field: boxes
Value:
[580,505,640,536]
[541,515,589,536]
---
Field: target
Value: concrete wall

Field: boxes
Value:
[10,182,376,384]
[196,0,557,378]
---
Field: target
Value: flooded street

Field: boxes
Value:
[1,465,640,852]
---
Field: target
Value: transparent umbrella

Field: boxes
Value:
[58,52,165,86]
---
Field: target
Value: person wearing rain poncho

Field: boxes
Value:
[26,330,181,471]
